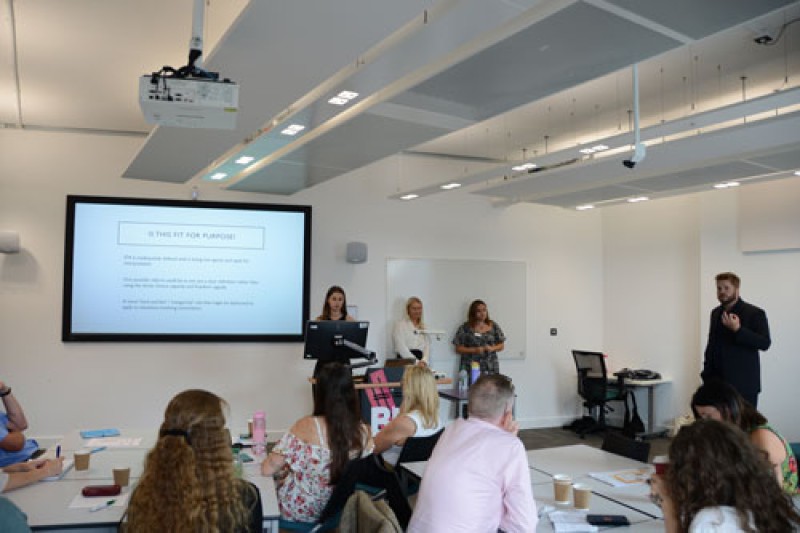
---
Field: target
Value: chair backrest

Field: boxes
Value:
[396,428,444,464]
[601,431,651,463]
[572,350,609,403]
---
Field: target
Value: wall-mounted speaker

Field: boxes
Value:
[0,231,20,254]
[346,241,367,264]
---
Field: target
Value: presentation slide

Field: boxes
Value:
[65,198,309,340]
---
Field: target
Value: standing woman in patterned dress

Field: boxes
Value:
[452,299,506,377]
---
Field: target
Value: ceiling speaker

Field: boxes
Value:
[346,242,367,264]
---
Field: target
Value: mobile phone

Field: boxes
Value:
[586,514,630,526]
[82,484,121,497]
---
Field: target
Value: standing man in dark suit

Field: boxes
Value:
[702,272,771,407]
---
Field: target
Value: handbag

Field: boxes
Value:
[623,391,645,437]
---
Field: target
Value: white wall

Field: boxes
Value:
[0,129,603,438]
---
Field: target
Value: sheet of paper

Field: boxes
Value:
[588,467,652,487]
[43,459,74,481]
[69,491,130,509]
[85,437,142,448]
[548,510,598,532]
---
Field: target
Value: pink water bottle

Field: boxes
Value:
[253,411,266,455]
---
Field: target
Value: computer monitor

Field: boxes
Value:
[304,320,374,366]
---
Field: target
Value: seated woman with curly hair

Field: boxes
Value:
[125,390,262,533]
[650,418,800,532]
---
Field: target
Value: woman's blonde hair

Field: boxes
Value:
[125,390,255,533]
[405,296,425,328]
[399,366,439,429]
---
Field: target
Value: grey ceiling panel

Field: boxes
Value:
[746,148,800,171]
[408,2,680,121]
[622,161,769,192]
[535,184,647,207]
[228,160,341,195]
[605,0,794,40]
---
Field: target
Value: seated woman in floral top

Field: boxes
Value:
[261,362,373,523]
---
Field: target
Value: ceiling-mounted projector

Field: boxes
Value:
[139,0,238,130]
[139,76,238,129]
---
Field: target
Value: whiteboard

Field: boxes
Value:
[386,258,527,368]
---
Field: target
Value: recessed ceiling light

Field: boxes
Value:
[400,194,419,200]
[591,144,609,151]
[235,156,255,165]
[714,181,740,189]
[627,196,649,203]
[512,163,536,171]
[210,172,228,180]
[328,97,349,105]
[440,183,462,190]
[575,204,594,210]
[579,148,595,155]
[280,124,305,136]
[794,170,800,176]
[338,91,359,100]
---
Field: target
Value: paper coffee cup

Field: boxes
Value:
[553,474,572,504]
[247,419,253,438]
[653,455,669,476]
[113,467,131,487]
[573,483,591,510]
[74,451,91,471]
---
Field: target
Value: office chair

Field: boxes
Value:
[569,350,627,438]
[394,428,444,496]
[601,431,651,463]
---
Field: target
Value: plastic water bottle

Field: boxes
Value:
[253,411,266,456]
[458,367,469,391]
[470,361,480,385]
[232,447,244,478]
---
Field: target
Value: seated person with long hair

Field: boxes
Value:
[261,362,373,523]
[126,390,262,533]
[691,380,798,494]
[374,365,444,467]
[650,418,800,532]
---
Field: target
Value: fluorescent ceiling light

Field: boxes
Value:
[440,183,462,190]
[328,97,349,105]
[512,163,536,171]
[280,124,306,136]
[591,144,609,151]
[575,204,594,210]
[794,170,800,176]
[235,156,255,165]
[714,181,740,189]
[400,194,419,200]
[328,91,360,106]
[338,91,359,100]
[580,144,611,155]
[579,148,595,155]
[627,196,649,203]
[210,172,228,180]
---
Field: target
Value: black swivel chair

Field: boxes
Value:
[569,350,627,438]
[395,428,444,496]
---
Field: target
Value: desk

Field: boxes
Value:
[402,444,665,530]
[5,429,280,532]
[619,378,670,437]
[437,388,468,418]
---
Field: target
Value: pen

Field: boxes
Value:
[89,499,116,512]
[56,445,61,458]
[89,446,106,454]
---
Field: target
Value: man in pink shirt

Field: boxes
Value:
[408,374,537,532]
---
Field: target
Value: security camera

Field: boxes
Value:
[623,143,646,169]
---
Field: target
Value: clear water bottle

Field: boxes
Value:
[253,411,266,456]
[232,447,244,478]
[457,367,469,391]
[470,361,480,385]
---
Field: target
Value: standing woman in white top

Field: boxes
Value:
[393,297,429,364]
[373,365,444,467]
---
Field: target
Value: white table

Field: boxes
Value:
[527,444,648,479]
[533,483,654,531]
[6,429,280,532]
[401,459,554,485]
